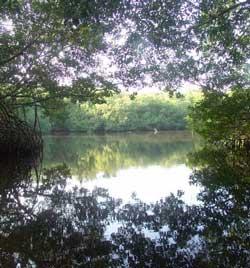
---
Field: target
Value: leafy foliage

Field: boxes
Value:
[188,88,250,142]
[109,0,250,91]
[24,93,200,133]
[1,0,249,111]
[0,0,121,110]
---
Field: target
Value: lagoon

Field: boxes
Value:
[43,131,199,204]
[1,131,248,267]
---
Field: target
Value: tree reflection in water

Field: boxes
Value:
[0,144,249,267]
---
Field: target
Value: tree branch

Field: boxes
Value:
[0,39,37,66]
[211,1,249,18]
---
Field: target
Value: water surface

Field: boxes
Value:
[1,131,249,267]
[43,131,199,203]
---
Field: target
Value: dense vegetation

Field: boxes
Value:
[23,92,200,133]
[0,1,250,266]
[1,1,249,142]
[189,88,250,143]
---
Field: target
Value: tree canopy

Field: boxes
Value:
[0,0,249,111]
[0,0,123,109]
[108,0,249,90]
[189,88,250,142]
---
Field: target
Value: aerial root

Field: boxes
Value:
[0,102,42,157]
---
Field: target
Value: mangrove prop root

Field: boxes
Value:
[0,102,42,157]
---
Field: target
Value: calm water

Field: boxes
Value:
[1,131,249,267]
[43,131,199,203]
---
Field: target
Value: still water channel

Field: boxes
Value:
[0,131,249,267]
[43,131,199,204]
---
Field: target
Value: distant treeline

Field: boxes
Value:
[24,92,201,133]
